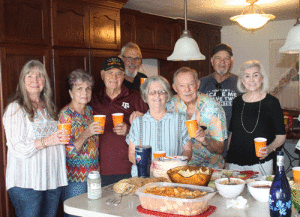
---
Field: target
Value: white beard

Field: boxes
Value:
[125,68,138,78]
[216,69,228,75]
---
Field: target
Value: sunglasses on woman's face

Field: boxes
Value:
[215,83,222,97]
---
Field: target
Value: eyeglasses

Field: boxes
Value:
[148,90,167,96]
[122,55,142,63]
[215,82,222,97]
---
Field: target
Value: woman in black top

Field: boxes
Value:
[226,60,286,176]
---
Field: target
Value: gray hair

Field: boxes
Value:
[237,60,269,93]
[68,69,94,90]
[120,42,142,58]
[140,76,172,103]
[173,67,198,84]
[8,60,57,121]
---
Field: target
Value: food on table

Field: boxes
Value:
[178,168,210,178]
[152,156,188,180]
[113,177,169,194]
[252,184,271,188]
[219,179,244,185]
[143,186,207,199]
[167,166,213,186]
[266,175,273,181]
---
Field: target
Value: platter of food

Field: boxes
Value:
[211,169,259,181]
[135,182,216,216]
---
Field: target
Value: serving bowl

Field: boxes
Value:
[167,166,213,186]
[135,182,216,216]
[215,178,245,198]
[247,181,272,202]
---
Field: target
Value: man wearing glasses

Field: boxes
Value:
[119,42,147,92]
[199,43,241,158]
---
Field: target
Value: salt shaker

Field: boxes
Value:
[87,171,102,199]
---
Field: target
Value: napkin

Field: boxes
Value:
[226,196,248,209]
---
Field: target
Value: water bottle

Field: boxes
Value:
[269,151,292,217]
[87,171,102,199]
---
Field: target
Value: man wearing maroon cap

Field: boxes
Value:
[90,56,148,186]
[199,43,241,158]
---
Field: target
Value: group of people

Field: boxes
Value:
[3,42,286,217]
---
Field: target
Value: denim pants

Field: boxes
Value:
[61,181,87,217]
[8,186,62,217]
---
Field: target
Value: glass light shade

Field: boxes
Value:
[279,23,300,54]
[167,34,206,61]
[230,13,275,29]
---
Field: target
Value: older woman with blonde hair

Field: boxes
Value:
[3,60,69,217]
[127,75,193,177]
[226,60,286,176]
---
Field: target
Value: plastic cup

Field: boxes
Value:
[94,115,106,134]
[140,78,147,85]
[293,167,300,183]
[135,146,152,178]
[185,120,197,138]
[153,151,166,159]
[112,113,124,127]
[58,123,71,142]
[254,137,267,157]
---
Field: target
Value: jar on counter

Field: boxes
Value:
[87,171,102,199]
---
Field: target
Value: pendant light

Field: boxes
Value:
[279,0,300,122]
[230,0,275,30]
[167,0,205,61]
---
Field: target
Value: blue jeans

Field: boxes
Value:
[8,187,62,217]
[61,181,87,217]
[101,173,131,187]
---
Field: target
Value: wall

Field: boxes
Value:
[221,19,296,77]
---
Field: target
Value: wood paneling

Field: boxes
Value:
[0,0,50,45]
[120,12,135,47]
[52,0,89,48]
[53,49,89,110]
[155,20,175,51]
[135,17,155,49]
[90,6,120,49]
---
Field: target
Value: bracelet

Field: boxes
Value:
[41,137,46,148]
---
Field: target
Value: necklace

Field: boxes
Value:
[241,100,261,134]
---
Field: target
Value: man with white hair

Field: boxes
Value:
[199,43,240,158]
[119,42,147,92]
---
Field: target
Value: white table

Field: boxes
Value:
[64,184,297,217]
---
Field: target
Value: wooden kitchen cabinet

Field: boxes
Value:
[0,0,50,45]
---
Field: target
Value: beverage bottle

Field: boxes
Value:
[87,171,102,199]
[269,151,292,217]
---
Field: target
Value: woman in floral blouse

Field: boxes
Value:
[59,69,101,217]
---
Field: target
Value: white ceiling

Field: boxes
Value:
[123,0,299,26]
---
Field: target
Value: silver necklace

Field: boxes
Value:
[241,100,261,134]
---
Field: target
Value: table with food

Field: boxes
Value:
[64,154,300,217]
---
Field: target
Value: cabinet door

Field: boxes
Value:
[90,6,120,49]
[53,49,89,110]
[52,0,89,48]
[155,21,175,51]
[0,0,50,45]
[120,12,136,47]
[136,17,155,49]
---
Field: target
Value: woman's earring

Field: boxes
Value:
[71,96,73,99]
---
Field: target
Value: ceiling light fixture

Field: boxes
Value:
[167,0,205,61]
[230,0,275,30]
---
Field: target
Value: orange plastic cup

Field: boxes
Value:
[140,78,147,85]
[94,115,106,134]
[58,123,71,142]
[153,151,166,159]
[293,167,300,183]
[112,113,124,127]
[185,120,197,138]
[254,137,267,157]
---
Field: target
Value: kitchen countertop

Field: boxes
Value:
[64,184,297,217]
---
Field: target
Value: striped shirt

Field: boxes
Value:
[126,111,190,176]
[4,102,68,190]
[59,105,99,182]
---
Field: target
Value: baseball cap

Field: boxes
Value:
[213,43,233,56]
[102,56,125,71]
